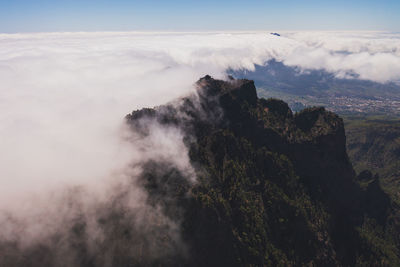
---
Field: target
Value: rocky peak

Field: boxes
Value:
[197,75,257,106]
[124,75,395,266]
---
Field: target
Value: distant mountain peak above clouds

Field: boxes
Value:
[270,32,281,36]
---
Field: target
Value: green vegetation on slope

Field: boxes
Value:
[345,116,400,204]
[127,76,400,266]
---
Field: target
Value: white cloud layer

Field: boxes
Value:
[0,31,399,206]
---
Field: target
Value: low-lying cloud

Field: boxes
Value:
[0,31,399,264]
[1,31,399,198]
[282,31,400,82]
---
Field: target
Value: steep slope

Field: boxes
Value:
[126,76,399,266]
[345,117,400,204]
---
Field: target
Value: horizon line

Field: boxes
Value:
[0,29,393,35]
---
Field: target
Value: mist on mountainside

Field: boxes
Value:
[0,32,400,266]
[0,75,399,266]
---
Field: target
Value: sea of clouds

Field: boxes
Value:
[1,31,399,200]
[0,31,399,263]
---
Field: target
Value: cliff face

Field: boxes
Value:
[126,76,398,266]
[345,118,400,207]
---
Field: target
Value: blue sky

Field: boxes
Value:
[0,0,399,32]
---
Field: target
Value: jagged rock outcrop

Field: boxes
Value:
[126,76,399,266]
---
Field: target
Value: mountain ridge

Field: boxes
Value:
[125,75,399,266]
